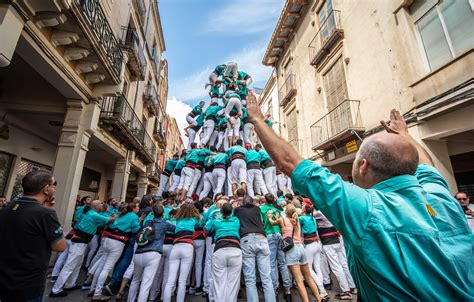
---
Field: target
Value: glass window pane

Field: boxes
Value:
[440,0,474,56]
[416,8,452,70]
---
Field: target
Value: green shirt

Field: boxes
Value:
[191,104,202,116]
[195,113,205,127]
[291,160,473,301]
[186,148,210,164]
[227,145,247,157]
[245,149,261,164]
[211,153,228,166]
[75,209,110,235]
[164,159,177,173]
[299,214,317,234]
[260,204,281,235]
[109,212,141,234]
[265,119,273,128]
[205,105,222,119]
[175,159,185,170]
[205,215,240,240]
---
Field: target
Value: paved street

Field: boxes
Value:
[43,271,356,301]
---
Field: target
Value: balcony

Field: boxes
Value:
[99,95,156,164]
[147,163,162,182]
[135,0,146,24]
[308,10,343,68]
[153,119,166,148]
[310,100,364,150]
[120,26,147,80]
[278,74,297,107]
[71,0,124,83]
[144,85,159,116]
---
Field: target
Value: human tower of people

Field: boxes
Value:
[49,63,357,302]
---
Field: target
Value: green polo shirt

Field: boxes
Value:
[291,160,473,301]
[260,204,281,235]
[245,149,261,164]
[164,159,177,173]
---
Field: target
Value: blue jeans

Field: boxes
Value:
[267,233,291,290]
[241,235,276,302]
[108,236,136,294]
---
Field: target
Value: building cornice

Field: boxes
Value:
[262,0,310,66]
[152,1,166,52]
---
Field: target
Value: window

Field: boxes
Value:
[266,100,273,117]
[122,80,129,98]
[318,0,335,41]
[11,159,52,200]
[322,56,348,110]
[411,0,474,71]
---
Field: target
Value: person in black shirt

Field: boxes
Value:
[0,170,66,302]
[234,196,275,302]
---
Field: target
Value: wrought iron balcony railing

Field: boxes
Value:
[120,26,147,80]
[310,100,364,150]
[153,118,166,147]
[308,10,343,68]
[278,74,297,107]
[74,0,123,82]
[147,162,162,181]
[144,85,159,116]
[100,95,156,163]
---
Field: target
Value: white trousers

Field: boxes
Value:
[128,251,162,302]
[193,239,206,288]
[224,62,238,80]
[247,169,268,198]
[322,243,350,292]
[187,128,197,151]
[277,174,287,192]
[187,168,202,197]
[212,168,226,197]
[216,131,226,150]
[52,242,87,293]
[186,114,198,127]
[230,158,246,185]
[211,248,242,302]
[209,130,218,147]
[163,243,194,302]
[320,250,331,284]
[339,238,356,288]
[243,123,255,146]
[200,119,215,146]
[199,172,214,200]
[263,166,277,196]
[157,174,170,197]
[181,167,195,191]
[149,244,173,301]
[169,174,180,192]
[226,166,233,196]
[305,241,326,295]
[203,237,214,293]
[92,238,125,296]
[85,235,100,268]
[52,239,71,277]
[228,116,241,138]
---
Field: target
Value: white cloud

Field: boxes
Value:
[170,40,273,102]
[202,0,285,36]
[166,96,192,147]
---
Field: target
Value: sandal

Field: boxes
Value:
[335,292,353,300]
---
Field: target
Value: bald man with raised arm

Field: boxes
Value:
[246,92,473,301]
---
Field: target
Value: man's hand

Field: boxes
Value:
[43,196,56,208]
[380,109,408,135]
[246,91,265,124]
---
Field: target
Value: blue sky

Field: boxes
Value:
[159,0,285,138]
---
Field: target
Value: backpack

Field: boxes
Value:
[136,221,155,247]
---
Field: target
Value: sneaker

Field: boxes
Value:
[49,290,68,298]
[194,286,203,295]
[50,276,58,283]
[323,282,332,290]
[81,282,91,290]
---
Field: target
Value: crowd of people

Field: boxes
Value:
[0,81,472,302]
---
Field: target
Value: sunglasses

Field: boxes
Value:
[457,198,467,201]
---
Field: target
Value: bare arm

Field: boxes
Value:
[381,109,433,166]
[51,237,67,252]
[247,92,303,176]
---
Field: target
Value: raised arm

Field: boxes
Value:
[380,109,433,166]
[246,92,303,175]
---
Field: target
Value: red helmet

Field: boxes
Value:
[245,143,252,150]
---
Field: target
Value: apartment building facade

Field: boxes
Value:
[164,115,183,160]
[262,0,473,194]
[0,0,169,226]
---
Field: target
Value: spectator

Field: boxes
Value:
[247,92,473,300]
[0,195,6,210]
[455,192,473,216]
[0,170,66,301]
